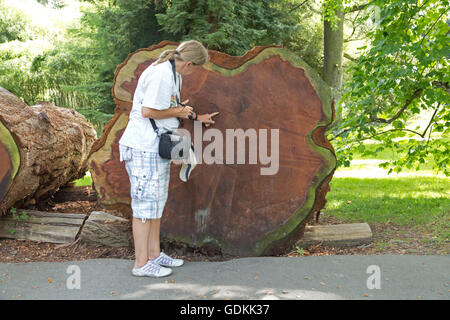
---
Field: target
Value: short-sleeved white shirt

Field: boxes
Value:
[119,60,181,152]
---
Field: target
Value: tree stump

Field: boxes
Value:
[0,87,97,214]
[88,41,336,256]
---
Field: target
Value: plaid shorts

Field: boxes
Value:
[119,145,171,221]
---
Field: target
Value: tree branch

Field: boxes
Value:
[423,104,439,137]
[332,102,440,143]
[343,53,357,61]
[432,81,450,94]
[370,88,423,124]
[289,0,310,12]
[419,7,449,45]
[347,3,369,13]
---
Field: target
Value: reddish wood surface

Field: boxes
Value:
[89,41,336,255]
[0,141,12,203]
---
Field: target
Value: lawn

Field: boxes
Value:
[73,171,92,187]
[324,146,449,250]
[326,176,449,225]
[325,176,449,243]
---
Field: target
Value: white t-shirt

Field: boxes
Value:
[119,60,182,152]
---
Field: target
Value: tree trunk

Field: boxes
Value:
[0,87,97,214]
[323,0,344,121]
[88,41,336,256]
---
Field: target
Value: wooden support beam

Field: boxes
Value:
[297,223,372,247]
[78,211,131,247]
[0,210,86,244]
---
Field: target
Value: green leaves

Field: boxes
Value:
[331,0,450,176]
[156,0,297,56]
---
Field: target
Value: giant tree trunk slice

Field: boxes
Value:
[0,87,97,214]
[88,41,336,256]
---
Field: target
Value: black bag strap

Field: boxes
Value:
[170,59,181,105]
[149,59,181,135]
[149,117,159,133]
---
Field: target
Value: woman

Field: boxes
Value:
[119,40,218,277]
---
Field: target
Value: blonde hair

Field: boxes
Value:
[155,40,209,66]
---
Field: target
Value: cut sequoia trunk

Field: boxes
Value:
[88,41,336,256]
[0,87,97,214]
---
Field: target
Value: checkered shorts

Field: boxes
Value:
[119,145,171,221]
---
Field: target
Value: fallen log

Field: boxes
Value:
[0,88,97,214]
[88,41,336,256]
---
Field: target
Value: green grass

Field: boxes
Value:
[72,173,92,187]
[325,177,449,225]
[326,138,450,245]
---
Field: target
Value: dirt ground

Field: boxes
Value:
[0,187,448,264]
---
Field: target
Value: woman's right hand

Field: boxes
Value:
[175,105,194,119]
[174,99,194,119]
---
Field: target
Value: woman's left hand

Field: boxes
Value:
[197,112,219,127]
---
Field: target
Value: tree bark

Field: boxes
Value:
[78,211,131,247]
[0,210,86,243]
[324,1,344,89]
[323,0,344,122]
[88,41,336,256]
[0,87,97,214]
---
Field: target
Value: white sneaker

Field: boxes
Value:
[131,260,172,278]
[152,252,184,267]
[179,145,197,182]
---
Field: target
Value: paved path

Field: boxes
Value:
[0,255,448,300]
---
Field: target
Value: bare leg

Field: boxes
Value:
[132,217,151,268]
[148,218,161,260]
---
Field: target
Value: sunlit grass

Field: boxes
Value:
[326,176,449,225]
[326,144,449,244]
[72,171,92,187]
[334,159,443,178]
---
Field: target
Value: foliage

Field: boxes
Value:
[36,0,66,9]
[63,0,170,129]
[282,0,325,76]
[0,0,33,43]
[156,0,298,56]
[0,0,170,133]
[7,207,29,235]
[330,0,450,176]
